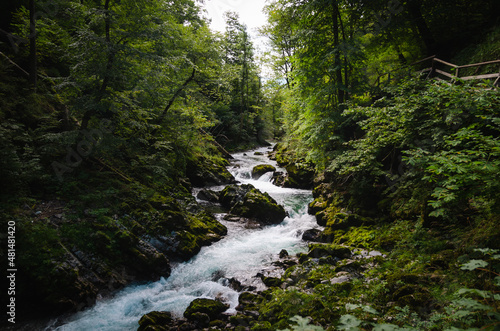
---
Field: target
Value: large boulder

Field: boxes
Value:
[184,298,229,321]
[251,164,276,179]
[284,163,315,189]
[138,311,173,331]
[186,156,236,187]
[220,184,287,225]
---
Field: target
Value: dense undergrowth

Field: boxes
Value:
[242,78,500,330]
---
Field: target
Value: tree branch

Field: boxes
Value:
[156,67,196,126]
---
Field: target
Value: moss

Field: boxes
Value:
[221,184,286,225]
[252,164,277,179]
[283,163,315,189]
[137,311,172,331]
[183,298,229,321]
[186,154,235,187]
[307,244,352,259]
[251,321,273,330]
[308,196,329,215]
[230,314,253,327]
[262,276,284,288]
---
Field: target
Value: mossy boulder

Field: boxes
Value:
[219,184,253,208]
[261,276,284,288]
[184,298,229,321]
[319,212,375,230]
[196,189,220,203]
[283,163,315,189]
[308,196,329,215]
[307,244,352,259]
[175,212,228,259]
[252,164,277,179]
[220,184,286,225]
[138,311,173,331]
[302,229,322,242]
[186,155,236,187]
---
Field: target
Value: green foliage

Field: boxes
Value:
[332,249,500,330]
[278,316,326,331]
[322,79,500,222]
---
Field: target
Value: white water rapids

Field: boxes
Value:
[51,146,318,330]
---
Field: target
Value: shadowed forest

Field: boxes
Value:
[1,0,499,329]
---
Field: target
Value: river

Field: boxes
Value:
[51,146,318,330]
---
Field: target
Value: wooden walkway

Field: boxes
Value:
[377,56,500,88]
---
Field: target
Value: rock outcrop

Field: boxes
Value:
[219,184,287,225]
[251,164,276,179]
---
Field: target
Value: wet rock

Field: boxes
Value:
[271,171,286,186]
[308,197,329,215]
[220,184,286,225]
[251,164,277,179]
[186,156,236,187]
[307,244,351,259]
[219,184,253,208]
[138,311,173,331]
[196,189,220,203]
[283,163,315,189]
[302,229,322,242]
[184,298,229,321]
[209,319,228,329]
[279,249,289,258]
[190,312,210,327]
[237,292,262,311]
[261,276,283,288]
[223,215,250,222]
[228,277,243,291]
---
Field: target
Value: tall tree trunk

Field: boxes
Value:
[406,0,436,56]
[331,0,344,104]
[337,6,348,101]
[29,0,37,91]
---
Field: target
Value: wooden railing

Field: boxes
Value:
[377,56,500,87]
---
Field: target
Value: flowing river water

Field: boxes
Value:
[52,146,319,330]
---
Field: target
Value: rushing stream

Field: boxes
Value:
[51,146,318,330]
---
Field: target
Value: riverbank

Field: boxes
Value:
[38,145,318,330]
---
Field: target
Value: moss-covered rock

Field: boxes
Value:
[220,184,253,208]
[302,228,322,242]
[220,184,287,225]
[184,298,229,321]
[261,276,284,288]
[252,164,277,179]
[196,189,220,203]
[307,244,352,259]
[13,182,230,320]
[283,163,315,189]
[175,212,228,260]
[186,155,236,187]
[137,311,173,331]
